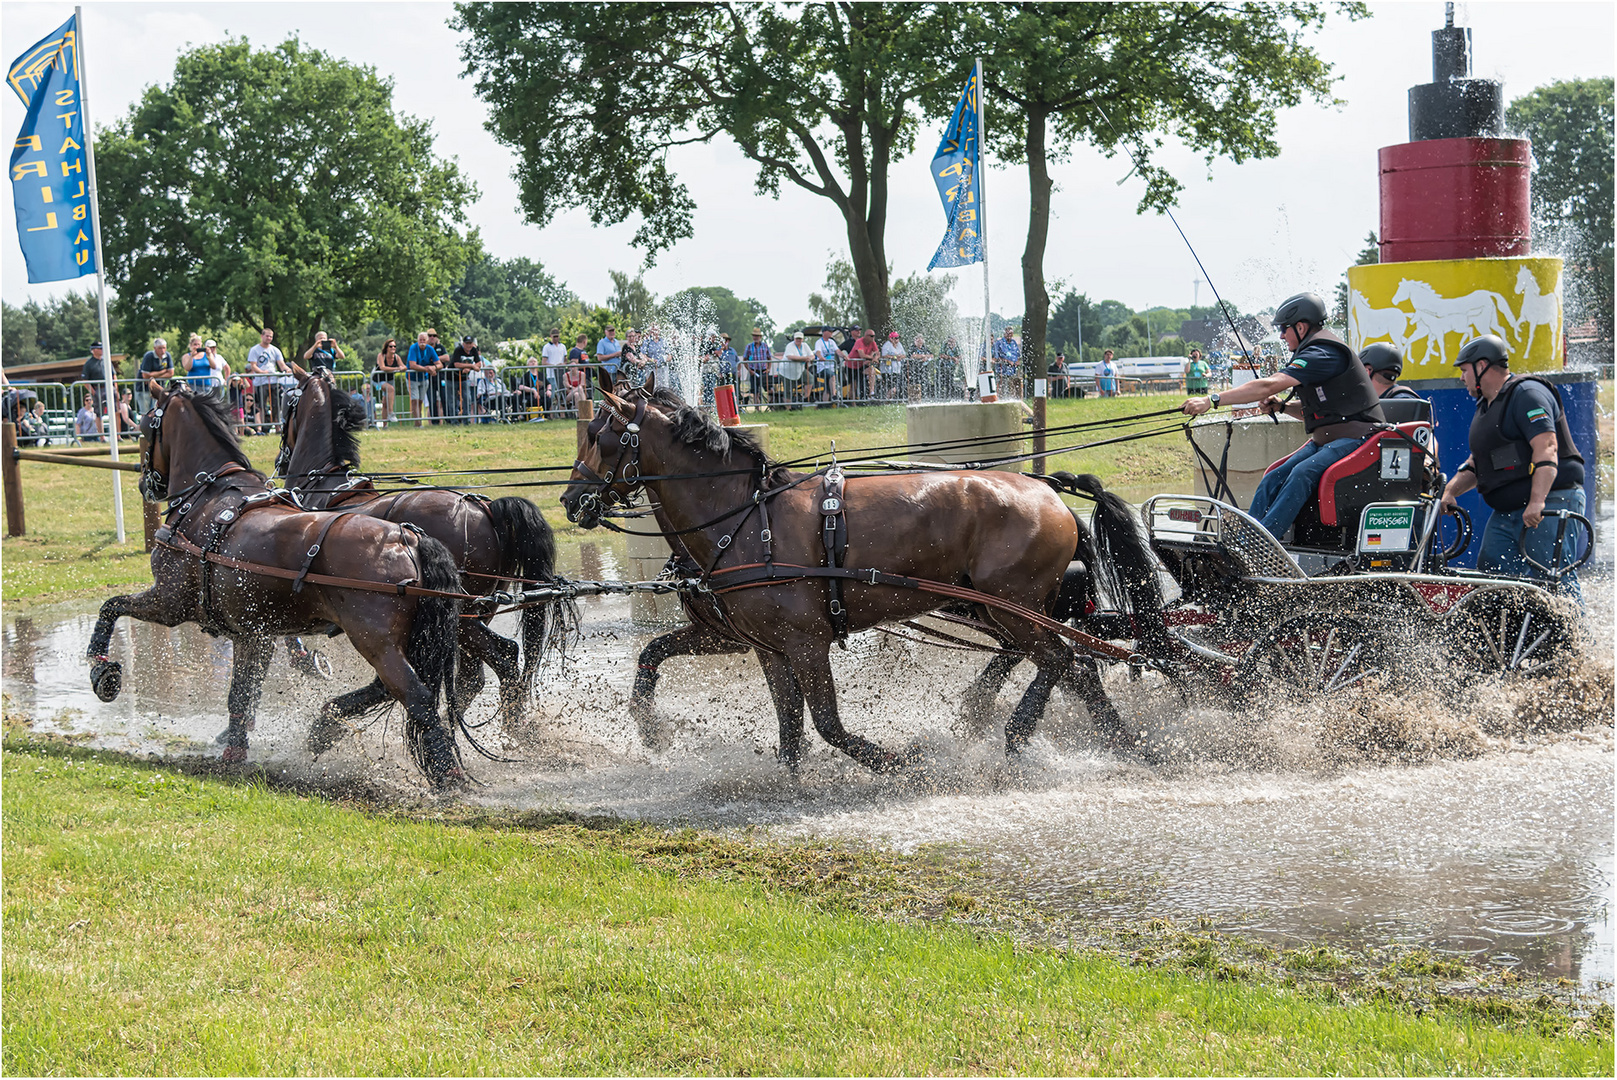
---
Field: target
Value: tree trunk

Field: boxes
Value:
[1020,106,1053,388]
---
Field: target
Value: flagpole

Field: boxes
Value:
[74,5,124,543]
[975,57,990,398]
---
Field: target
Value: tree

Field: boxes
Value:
[890,269,960,351]
[452,251,575,342]
[1333,230,1379,326]
[453,2,961,334]
[607,270,659,331]
[2,291,122,369]
[959,2,1355,377]
[660,286,774,346]
[96,37,478,358]
[805,256,867,327]
[1508,78,1615,338]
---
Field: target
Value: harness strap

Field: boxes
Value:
[705,561,1143,665]
[155,530,477,600]
[292,510,358,593]
[819,465,849,642]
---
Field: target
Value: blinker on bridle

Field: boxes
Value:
[571,395,647,518]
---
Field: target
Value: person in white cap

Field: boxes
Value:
[204,338,230,396]
[780,329,812,406]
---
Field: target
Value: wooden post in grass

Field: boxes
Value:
[576,395,594,446]
[2,421,23,537]
[1031,380,1048,475]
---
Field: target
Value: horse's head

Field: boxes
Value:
[560,373,658,528]
[138,379,177,501]
[278,363,358,480]
[1515,265,1533,295]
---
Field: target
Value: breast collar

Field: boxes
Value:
[572,394,648,514]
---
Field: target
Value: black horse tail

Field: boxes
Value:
[1048,472,1170,653]
[405,534,463,777]
[487,496,578,677]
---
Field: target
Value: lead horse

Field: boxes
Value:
[87,381,466,786]
[563,378,1149,771]
[276,366,570,734]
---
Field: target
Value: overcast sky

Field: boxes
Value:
[3,1,1612,330]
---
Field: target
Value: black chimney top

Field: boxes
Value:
[1408,3,1504,141]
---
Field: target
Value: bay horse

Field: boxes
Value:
[562,376,1142,772]
[276,366,569,730]
[87,381,466,787]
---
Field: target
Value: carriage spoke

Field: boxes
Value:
[1509,611,1533,670]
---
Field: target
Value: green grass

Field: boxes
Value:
[3,740,1609,1076]
[0,394,1194,603]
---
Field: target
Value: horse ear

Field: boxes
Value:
[291,363,309,384]
[595,363,615,397]
[644,370,656,394]
[600,386,632,414]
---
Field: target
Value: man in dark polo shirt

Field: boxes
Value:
[1181,291,1385,541]
[1441,334,1586,598]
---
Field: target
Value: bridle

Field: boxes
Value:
[568,393,648,522]
[139,388,171,501]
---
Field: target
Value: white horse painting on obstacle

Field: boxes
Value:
[1350,289,1412,348]
[1391,278,1519,365]
[1513,264,1562,356]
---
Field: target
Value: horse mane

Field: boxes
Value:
[173,385,261,477]
[321,375,367,469]
[645,386,801,486]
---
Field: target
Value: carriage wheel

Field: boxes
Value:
[1448,590,1577,677]
[1236,614,1393,702]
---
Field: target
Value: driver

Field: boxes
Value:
[1440,334,1586,600]
[1181,291,1385,541]
[1360,343,1423,400]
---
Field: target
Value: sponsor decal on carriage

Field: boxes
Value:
[1409,581,1476,614]
[1167,507,1203,524]
[1357,504,1415,553]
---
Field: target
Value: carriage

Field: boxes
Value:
[1130,398,1594,699]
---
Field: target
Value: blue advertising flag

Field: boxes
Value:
[927,67,983,270]
[8,15,96,284]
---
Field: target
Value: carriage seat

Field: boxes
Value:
[1264,422,1435,550]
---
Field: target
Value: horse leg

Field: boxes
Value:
[307,679,394,756]
[86,587,190,702]
[459,619,517,723]
[755,650,806,770]
[1058,656,1132,750]
[219,635,274,763]
[793,646,902,773]
[1005,657,1064,757]
[629,624,749,746]
[959,651,1022,738]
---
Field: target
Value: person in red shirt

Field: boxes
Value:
[847,328,881,402]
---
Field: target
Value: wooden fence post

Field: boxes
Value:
[1031,389,1048,476]
[2,421,23,537]
[576,395,594,446]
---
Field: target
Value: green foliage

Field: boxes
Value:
[1333,230,1381,326]
[96,36,478,358]
[660,287,773,347]
[805,256,867,328]
[1,293,122,370]
[1507,78,1615,338]
[890,271,961,353]
[607,270,659,332]
[451,251,575,345]
[453,2,964,332]
[945,1,1356,372]
[554,305,627,355]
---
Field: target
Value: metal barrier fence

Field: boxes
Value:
[5,355,1195,443]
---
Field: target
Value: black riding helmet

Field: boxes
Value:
[1360,343,1403,379]
[1271,291,1328,330]
[1455,334,1509,369]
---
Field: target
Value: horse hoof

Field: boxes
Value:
[90,661,123,702]
[307,717,343,756]
[431,767,467,791]
[221,745,247,764]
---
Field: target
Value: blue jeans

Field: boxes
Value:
[1248,437,1365,539]
[1478,485,1587,604]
